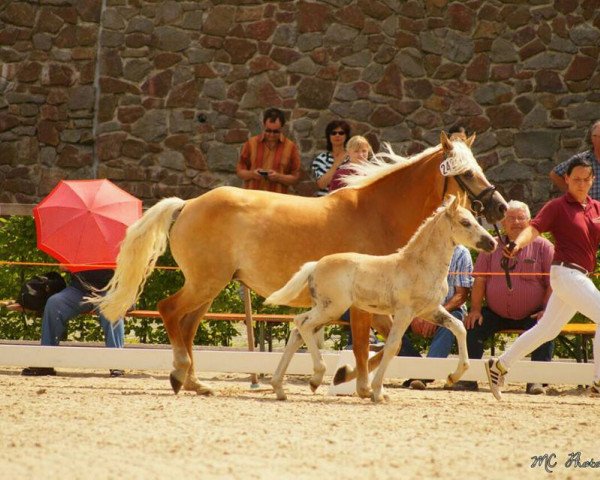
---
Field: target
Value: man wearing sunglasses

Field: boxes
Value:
[236,107,301,194]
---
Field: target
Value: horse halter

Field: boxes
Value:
[452,173,497,216]
[444,172,515,290]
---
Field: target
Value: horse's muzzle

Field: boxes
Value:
[477,236,497,252]
[483,191,508,224]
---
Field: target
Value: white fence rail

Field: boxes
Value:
[0,344,594,385]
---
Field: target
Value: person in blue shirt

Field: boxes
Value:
[399,245,474,389]
[21,269,125,377]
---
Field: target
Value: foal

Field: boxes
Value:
[266,196,496,402]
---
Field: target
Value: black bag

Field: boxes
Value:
[19,272,67,313]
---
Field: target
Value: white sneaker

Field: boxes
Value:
[485,358,506,401]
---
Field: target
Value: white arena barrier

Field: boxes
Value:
[0,344,594,386]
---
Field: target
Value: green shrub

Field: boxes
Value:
[0,216,302,346]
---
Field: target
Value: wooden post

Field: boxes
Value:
[258,321,266,352]
[243,285,259,387]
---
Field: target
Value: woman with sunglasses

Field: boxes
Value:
[311,120,351,196]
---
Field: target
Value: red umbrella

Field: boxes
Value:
[34,179,142,272]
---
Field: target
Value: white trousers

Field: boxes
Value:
[500,265,600,381]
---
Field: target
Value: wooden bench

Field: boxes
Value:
[492,323,596,363]
[0,303,350,352]
[0,303,350,326]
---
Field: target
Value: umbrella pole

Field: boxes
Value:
[243,285,259,388]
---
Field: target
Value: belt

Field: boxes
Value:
[552,261,589,276]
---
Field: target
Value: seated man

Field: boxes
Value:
[452,200,554,394]
[21,269,125,377]
[399,244,474,389]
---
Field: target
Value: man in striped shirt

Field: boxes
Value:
[550,120,600,199]
[236,108,301,195]
[452,200,554,394]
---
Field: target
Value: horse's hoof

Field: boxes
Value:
[309,381,320,393]
[196,385,215,396]
[183,378,215,396]
[371,392,383,403]
[357,387,372,399]
[445,373,456,388]
[274,389,287,401]
[271,382,287,401]
[370,391,388,403]
[333,366,349,385]
[169,373,183,394]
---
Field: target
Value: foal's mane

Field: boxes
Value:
[342,138,481,190]
[398,201,452,255]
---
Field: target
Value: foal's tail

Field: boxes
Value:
[265,261,317,306]
[93,197,187,322]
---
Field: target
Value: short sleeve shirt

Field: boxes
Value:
[328,161,354,192]
[446,245,474,313]
[311,151,334,197]
[474,236,554,319]
[531,192,600,273]
[238,133,301,194]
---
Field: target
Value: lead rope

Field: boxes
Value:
[493,224,517,291]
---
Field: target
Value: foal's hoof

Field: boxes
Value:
[370,392,389,404]
[445,373,456,388]
[309,380,322,393]
[357,387,372,399]
[169,373,183,394]
[194,383,215,396]
[273,387,287,401]
[183,376,215,396]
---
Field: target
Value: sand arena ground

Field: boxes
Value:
[1,367,599,480]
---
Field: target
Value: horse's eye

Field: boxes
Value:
[463,170,474,179]
[460,219,471,227]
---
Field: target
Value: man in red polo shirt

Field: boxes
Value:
[486,156,600,400]
[236,107,301,194]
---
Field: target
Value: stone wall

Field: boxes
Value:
[0,0,599,210]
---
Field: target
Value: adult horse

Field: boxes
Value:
[96,131,507,395]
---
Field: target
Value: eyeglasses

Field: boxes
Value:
[264,129,281,134]
[330,131,346,136]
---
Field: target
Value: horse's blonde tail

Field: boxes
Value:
[93,197,186,322]
[265,261,318,306]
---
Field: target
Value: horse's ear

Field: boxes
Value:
[465,133,476,148]
[443,194,457,210]
[440,131,453,152]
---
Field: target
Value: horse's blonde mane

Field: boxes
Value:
[341,143,441,189]
[341,138,481,190]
